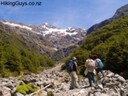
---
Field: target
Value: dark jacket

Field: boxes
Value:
[72,60,77,72]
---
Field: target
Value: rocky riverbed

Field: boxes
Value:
[0,64,128,96]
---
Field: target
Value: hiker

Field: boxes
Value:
[93,55,104,77]
[66,57,79,89]
[85,55,96,87]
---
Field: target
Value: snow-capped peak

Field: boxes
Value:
[42,27,78,36]
[41,22,56,29]
[1,20,86,49]
[1,21,32,30]
[38,23,79,36]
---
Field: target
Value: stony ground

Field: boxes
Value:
[0,63,128,96]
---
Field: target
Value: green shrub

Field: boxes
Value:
[16,83,37,95]
[47,91,54,96]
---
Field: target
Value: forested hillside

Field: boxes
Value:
[69,14,128,78]
[0,29,55,77]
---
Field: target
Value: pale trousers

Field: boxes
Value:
[70,71,79,89]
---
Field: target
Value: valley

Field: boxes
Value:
[0,3,128,96]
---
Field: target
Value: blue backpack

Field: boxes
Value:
[66,60,74,72]
[96,59,104,69]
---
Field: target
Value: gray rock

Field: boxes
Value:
[0,68,128,96]
[14,92,24,96]
[115,74,120,78]
[0,86,11,96]
[106,89,119,96]
[98,84,103,89]
[59,83,69,91]
[107,72,114,77]
[100,93,109,96]
[94,93,109,96]
[117,76,126,83]
[4,82,14,89]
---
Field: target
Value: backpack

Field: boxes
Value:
[66,60,74,72]
[96,59,104,69]
[85,59,95,71]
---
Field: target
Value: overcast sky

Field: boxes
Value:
[0,0,128,28]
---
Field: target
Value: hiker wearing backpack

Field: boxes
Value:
[93,55,104,77]
[66,57,79,89]
[85,55,96,87]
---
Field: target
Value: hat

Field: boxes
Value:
[73,57,77,60]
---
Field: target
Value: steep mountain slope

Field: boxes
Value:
[0,20,86,76]
[31,23,86,49]
[0,21,86,60]
[69,14,128,79]
[0,21,56,56]
[87,4,128,34]
[0,27,55,77]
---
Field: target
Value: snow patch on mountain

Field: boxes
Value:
[41,22,56,29]
[1,21,86,49]
[2,21,32,30]
[43,28,78,36]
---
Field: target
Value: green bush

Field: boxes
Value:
[47,91,54,96]
[16,83,37,95]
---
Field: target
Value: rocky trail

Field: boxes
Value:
[0,63,128,96]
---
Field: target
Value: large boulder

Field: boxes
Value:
[0,86,11,96]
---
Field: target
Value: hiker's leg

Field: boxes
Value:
[96,68,100,75]
[70,72,75,89]
[72,72,79,88]
[91,72,95,83]
[87,72,92,86]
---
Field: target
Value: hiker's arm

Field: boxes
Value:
[75,62,77,67]
[95,60,98,68]
[85,60,87,67]
[75,62,79,74]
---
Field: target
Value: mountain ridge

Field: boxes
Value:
[86,4,128,34]
[1,20,86,49]
[0,20,86,61]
